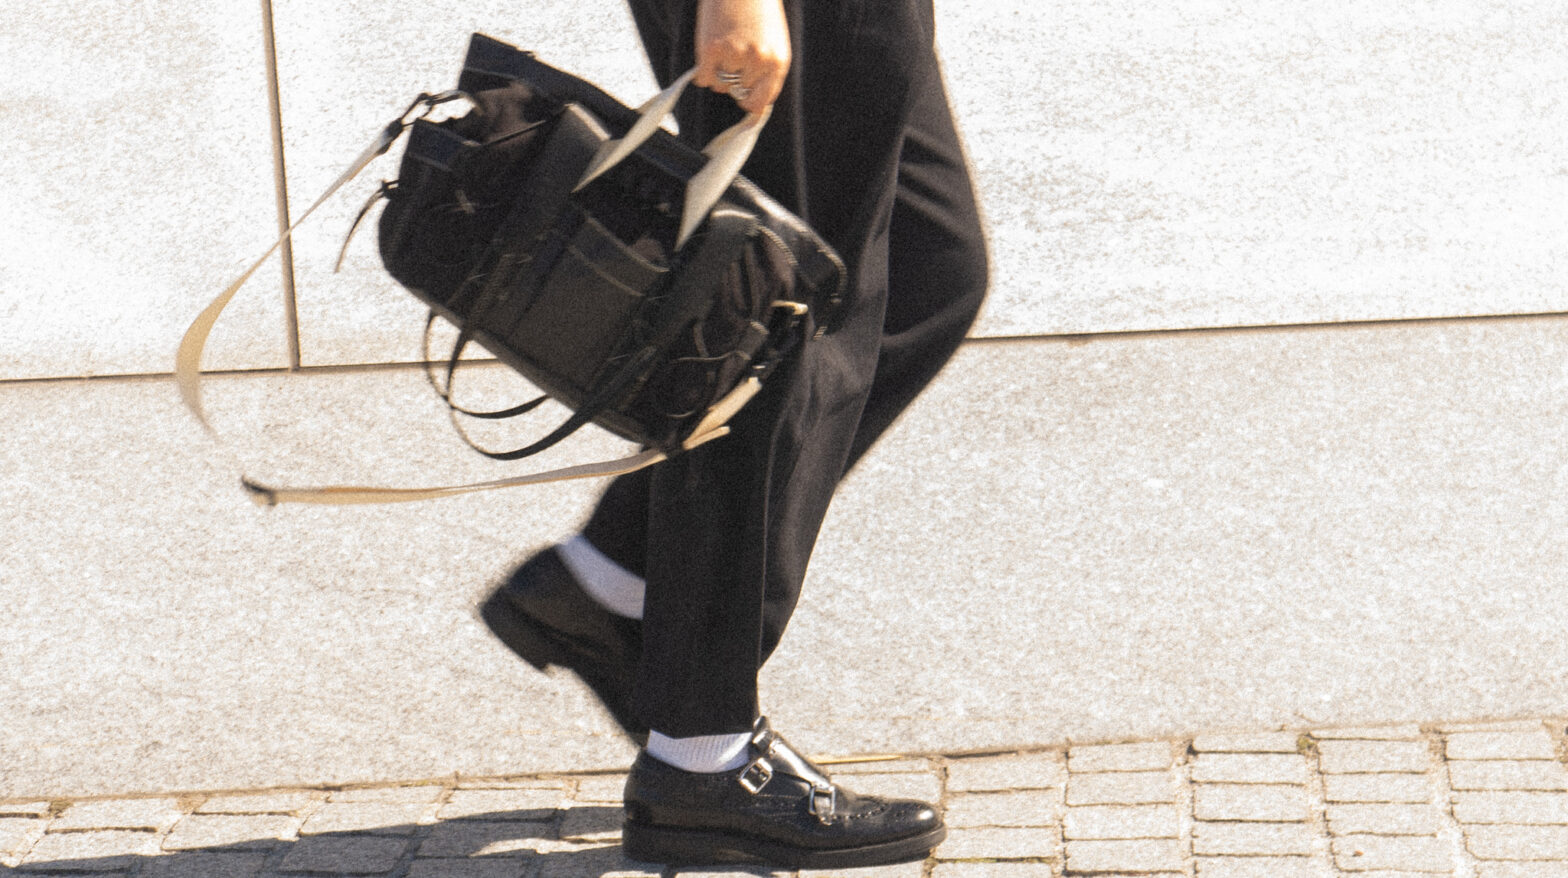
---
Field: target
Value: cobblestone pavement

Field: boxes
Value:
[6,718,1568,877]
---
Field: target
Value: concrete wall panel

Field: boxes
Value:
[945,0,1568,336]
[0,2,288,379]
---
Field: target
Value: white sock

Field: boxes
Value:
[557,534,646,619]
[646,730,753,773]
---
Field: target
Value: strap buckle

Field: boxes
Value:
[808,784,838,824]
[738,757,774,794]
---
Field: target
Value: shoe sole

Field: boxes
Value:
[477,589,649,744]
[477,589,564,674]
[622,819,946,869]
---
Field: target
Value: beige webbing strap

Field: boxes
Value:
[177,127,399,435]
[238,377,761,507]
[574,68,770,249]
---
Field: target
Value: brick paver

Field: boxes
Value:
[1446,730,1560,761]
[5,717,1568,876]
[1063,804,1180,839]
[1449,761,1568,791]
[945,753,1065,792]
[1193,783,1312,822]
[1067,741,1176,773]
[1191,732,1304,753]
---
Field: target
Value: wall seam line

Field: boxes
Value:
[259,0,301,370]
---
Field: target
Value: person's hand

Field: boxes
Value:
[693,0,791,114]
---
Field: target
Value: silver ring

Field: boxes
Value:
[729,85,753,101]
[716,69,745,85]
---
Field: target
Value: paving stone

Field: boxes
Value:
[824,758,934,775]
[1322,774,1434,804]
[569,776,626,804]
[21,830,161,865]
[1318,740,1432,774]
[1326,803,1442,836]
[1063,804,1179,840]
[196,792,320,815]
[329,786,448,805]
[559,806,621,842]
[3,872,133,877]
[455,779,563,791]
[1193,784,1311,822]
[51,800,183,833]
[1314,727,1426,741]
[931,864,1058,878]
[530,841,663,877]
[1325,872,1449,878]
[1195,856,1319,878]
[1449,762,1568,792]
[1474,864,1568,878]
[1067,742,1176,773]
[439,789,562,822]
[1064,839,1184,873]
[1192,753,1311,785]
[645,870,783,878]
[161,815,299,850]
[1452,791,1568,825]
[298,801,429,835]
[1447,731,1560,761]
[1191,821,1315,856]
[1465,825,1568,861]
[1066,772,1175,806]
[1192,733,1305,754]
[416,820,554,858]
[278,835,410,874]
[137,852,268,878]
[840,772,943,805]
[0,806,50,820]
[935,827,1059,861]
[1,820,45,859]
[809,860,929,878]
[1438,721,1554,734]
[1332,835,1451,872]
[945,792,1057,829]
[945,754,1065,793]
[403,860,532,878]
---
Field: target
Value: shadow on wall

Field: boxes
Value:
[1,804,688,878]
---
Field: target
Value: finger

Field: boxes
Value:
[735,64,786,114]
[694,38,743,90]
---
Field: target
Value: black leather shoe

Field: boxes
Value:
[622,718,945,868]
[478,548,647,743]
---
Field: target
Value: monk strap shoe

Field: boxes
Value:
[622,718,945,868]
[477,548,646,743]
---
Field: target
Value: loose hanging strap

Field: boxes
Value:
[176,73,777,507]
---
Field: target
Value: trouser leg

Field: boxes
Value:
[582,59,988,586]
[580,0,985,737]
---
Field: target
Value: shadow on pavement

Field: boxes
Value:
[0,804,762,878]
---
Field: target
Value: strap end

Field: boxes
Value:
[241,478,279,508]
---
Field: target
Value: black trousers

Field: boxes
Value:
[582,0,989,737]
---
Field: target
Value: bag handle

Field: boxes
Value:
[574,68,771,248]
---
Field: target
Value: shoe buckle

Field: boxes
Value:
[808,783,838,824]
[738,756,774,794]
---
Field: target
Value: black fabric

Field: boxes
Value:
[580,0,989,737]
[377,36,843,457]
